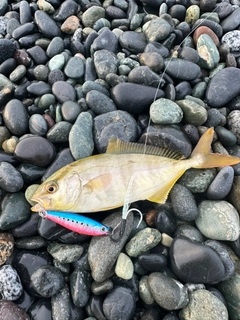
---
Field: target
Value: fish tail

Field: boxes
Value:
[190,128,240,169]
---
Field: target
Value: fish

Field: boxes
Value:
[31,128,240,215]
[38,209,112,237]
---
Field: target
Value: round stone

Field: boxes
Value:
[115,252,134,280]
[143,18,172,42]
[196,200,239,241]
[64,56,85,79]
[52,80,76,103]
[119,31,147,54]
[150,98,183,125]
[179,168,216,193]
[86,90,117,114]
[46,36,64,58]
[14,136,56,167]
[93,49,119,80]
[48,54,65,71]
[138,52,164,73]
[0,162,24,192]
[29,114,48,136]
[179,289,228,320]
[3,99,28,136]
[176,99,207,126]
[207,166,234,200]
[81,6,105,28]
[46,121,72,143]
[164,58,201,81]
[47,243,84,264]
[31,265,64,298]
[148,272,189,310]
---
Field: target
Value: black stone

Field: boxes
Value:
[34,10,62,39]
[128,66,164,88]
[14,136,56,167]
[27,45,48,64]
[138,253,167,272]
[111,83,165,114]
[14,80,31,100]
[192,19,223,38]
[18,163,45,184]
[164,58,200,81]
[12,22,37,40]
[154,209,177,234]
[27,298,52,320]
[0,58,17,76]
[18,33,42,48]
[0,39,16,64]
[175,81,192,100]
[170,236,227,284]
[169,4,186,21]
[86,295,106,320]
[53,0,78,22]
[38,216,70,241]
[0,162,24,192]
[106,5,126,19]
[221,7,240,33]
[92,29,119,53]
[70,270,91,308]
[119,31,147,54]
[19,0,32,24]
[103,287,136,320]
[11,212,40,238]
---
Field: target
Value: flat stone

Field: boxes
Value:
[64,56,85,79]
[47,243,84,264]
[119,31,147,54]
[91,28,118,53]
[164,58,201,81]
[53,0,78,22]
[52,80,76,103]
[34,10,62,39]
[86,90,117,114]
[179,289,228,320]
[196,200,239,241]
[206,67,240,108]
[221,7,240,33]
[148,272,189,310]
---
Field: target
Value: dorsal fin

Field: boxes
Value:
[106,137,185,160]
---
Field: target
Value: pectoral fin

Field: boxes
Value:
[85,173,112,193]
[147,170,186,204]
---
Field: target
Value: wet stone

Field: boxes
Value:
[86,90,117,114]
[176,99,207,126]
[125,228,161,258]
[196,200,239,241]
[0,192,30,230]
[0,265,23,300]
[15,236,48,250]
[170,236,228,284]
[207,166,234,200]
[111,83,164,114]
[34,10,62,39]
[103,287,135,320]
[150,98,183,125]
[0,74,14,108]
[0,233,14,266]
[51,285,71,320]
[0,300,30,320]
[206,67,240,108]
[94,49,119,80]
[46,121,72,143]
[148,272,189,310]
[64,56,85,79]
[154,209,177,235]
[143,17,172,42]
[52,80,76,103]
[88,211,133,282]
[3,99,28,136]
[70,270,91,308]
[93,110,138,153]
[47,243,84,264]
[179,168,216,193]
[69,112,94,160]
[91,279,114,295]
[179,289,228,320]
[0,162,24,192]
[139,275,154,305]
[138,253,167,272]
[170,183,198,221]
[14,136,56,167]
[174,224,204,243]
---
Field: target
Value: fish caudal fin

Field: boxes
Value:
[191,128,240,169]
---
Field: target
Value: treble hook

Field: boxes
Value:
[108,208,143,242]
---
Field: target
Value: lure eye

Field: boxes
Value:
[101,226,106,232]
[46,182,58,193]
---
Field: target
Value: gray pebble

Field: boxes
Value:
[176,99,207,126]
[148,272,189,310]
[179,289,228,320]
[69,112,94,160]
[86,90,117,114]
[0,162,24,192]
[47,121,72,143]
[207,166,234,200]
[82,80,110,96]
[9,64,26,82]
[215,126,237,146]
[81,6,105,28]
[170,183,198,221]
[0,265,23,300]
[3,99,28,136]
[64,56,85,79]
[93,49,119,79]
[51,285,71,320]
[196,200,239,241]
[143,18,172,42]
[52,80,76,103]
[48,54,65,71]
[46,36,65,58]
[179,168,216,193]
[227,110,240,143]
[47,243,84,264]
[29,114,48,136]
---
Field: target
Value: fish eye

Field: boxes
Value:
[46,182,58,193]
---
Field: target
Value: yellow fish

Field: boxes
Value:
[31,128,240,213]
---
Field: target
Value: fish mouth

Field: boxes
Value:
[30,196,51,212]
[31,203,44,212]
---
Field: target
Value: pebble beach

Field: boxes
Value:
[0,0,240,319]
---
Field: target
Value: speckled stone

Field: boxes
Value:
[46,121,72,143]
[139,275,154,305]
[82,6,105,28]
[196,200,239,241]
[86,90,117,114]
[115,252,134,280]
[179,289,228,320]
[178,168,216,193]
[0,265,23,300]
[51,285,71,320]
[0,233,14,266]
[143,17,172,42]
[69,112,94,160]
[93,49,119,79]
[148,272,189,310]
[47,243,84,264]
[0,300,30,319]
[150,98,183,124]
[125,228,161,258]
[185,5,200,24]
[227,110,240,144]
[0,162,24,192]
[176,99,207,126]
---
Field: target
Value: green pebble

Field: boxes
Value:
[48,54,65,71]
[81,6,105,28]
[125,228,161,257]
[38,93,56,109]
[47,243,84,264]
[200,12,219,23]
[197,34,220,70]
[185,5,200,25]
[139,275,154,305]
[176,99,207,126]
[115,252,134,280]
[150,98,183,125]
[192,81,207,99]
[179,168,216,193]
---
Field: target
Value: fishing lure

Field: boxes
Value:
[39,209,117,239]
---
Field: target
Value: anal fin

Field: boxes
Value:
[147,170,186,204]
